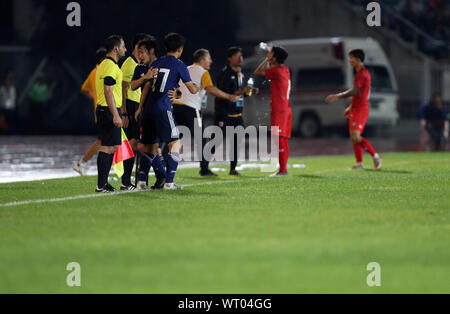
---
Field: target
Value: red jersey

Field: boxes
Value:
[265,65,291,112]
[351,67,371,111]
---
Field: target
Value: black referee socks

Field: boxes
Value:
[97,152,114,188]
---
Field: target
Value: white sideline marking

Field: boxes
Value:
[0,157,447,208]
[0,177,267,208]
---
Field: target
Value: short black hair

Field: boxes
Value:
[138,36,158,53]
[227,47,242,59]
[193,49,209,63]
[132,33,151,49]
[349,49,365,62]
[164,33,186,53]
[104,35,123,53]
[95,47,107,65]
[272,46,288,64]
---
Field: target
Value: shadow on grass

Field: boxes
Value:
[122,189,223,199]
[181,176,223,181]
[292,174,325,179]
[365,169,412,174]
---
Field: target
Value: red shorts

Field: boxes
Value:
[349,109,369,133]
[271,110,292,138]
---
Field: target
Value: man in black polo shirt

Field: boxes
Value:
[214,47,258,175]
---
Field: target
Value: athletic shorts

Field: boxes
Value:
[349,109,369,133]
[141,110,180,145]
[173,103,202,134]
[124,99,140,140]
[96,106,121,147]
[271,110,292,138]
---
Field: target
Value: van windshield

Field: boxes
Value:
[297,68,345,91]
[365,65,394,92]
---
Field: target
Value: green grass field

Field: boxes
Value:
[0,152,449,293]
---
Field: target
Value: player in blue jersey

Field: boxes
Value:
[136,33,199,190]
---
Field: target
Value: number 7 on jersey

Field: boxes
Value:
[159,68,171,92]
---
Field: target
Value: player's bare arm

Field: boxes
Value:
[135,81,151,121]
[254,58,269,77]
[205,86,239,103]
[185,81,200,94]
[254,48,274,77]
[325,86,360,104]
[121,81,129,128]
[104,85,122,128]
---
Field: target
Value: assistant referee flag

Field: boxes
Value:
[113,129,135,178]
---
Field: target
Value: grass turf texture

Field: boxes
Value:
[0,152,449,293]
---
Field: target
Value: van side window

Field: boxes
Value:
[297,68,344,91]
[365,66,393,91]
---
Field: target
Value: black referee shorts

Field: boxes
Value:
[124,99,140,140]
[96,106,121,147]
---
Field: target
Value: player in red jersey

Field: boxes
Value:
[325,49,382,170]
[254,46,292,176]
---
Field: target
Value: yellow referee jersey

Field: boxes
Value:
[95,57,123,108]
[121,55,141,103]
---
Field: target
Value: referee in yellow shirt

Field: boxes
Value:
[95,35,127,193]
[120,33,151,190]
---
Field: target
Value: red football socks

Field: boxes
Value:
[353,143,364,163]
[279,136,289,173]
[360,138,376,157]
[353,138,377,163]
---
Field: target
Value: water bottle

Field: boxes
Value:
[247,77,254,97]
[201,95,207,109]
[259,42,270,51]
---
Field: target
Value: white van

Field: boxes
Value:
[241,37,400,137]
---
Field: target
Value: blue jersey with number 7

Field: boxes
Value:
[146,56,192,113]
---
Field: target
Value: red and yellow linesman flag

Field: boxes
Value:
[113,129,135,178]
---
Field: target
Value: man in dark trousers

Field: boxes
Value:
[173,48,239,176]
[418,93,449,151]
[214,47,257,175]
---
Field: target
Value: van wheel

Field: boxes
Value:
[299,114,321,138]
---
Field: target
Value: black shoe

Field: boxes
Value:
[199,169,217,177]
[95,184,116,193]
[229,169,240,176]
[151,177,166,190]
[120,184,136,191]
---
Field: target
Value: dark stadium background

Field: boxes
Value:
[0,0,449,135]
[0,0,240,134]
